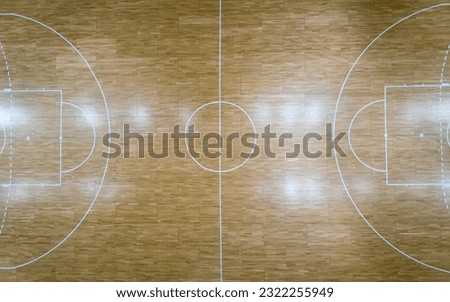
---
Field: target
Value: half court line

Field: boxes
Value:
[218,0,223,282]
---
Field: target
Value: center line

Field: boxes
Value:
[218,0,223,282]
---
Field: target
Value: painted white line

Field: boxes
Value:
[218,0,223,282]
[385,84,448,88]
[184,100,257,173]
[0,123,6,156]
[384,86,389,184]
[0,13,111,270]
[0,89,62,93]
[61,101,97,174]
[59,90,63,185]
[439,44,450,210]
[348,99,386,173]
[446,122,450,148]
[1,183,61,188]
[385,183,450,187]
[0,40,13,236]
[334,3,450,274]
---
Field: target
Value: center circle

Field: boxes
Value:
[184,100,257,173]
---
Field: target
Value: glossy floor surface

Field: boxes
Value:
[0,0,449,281]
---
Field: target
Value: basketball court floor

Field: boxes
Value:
[0,0,449,281]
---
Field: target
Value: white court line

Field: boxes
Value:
[385,183,450,187]
[348,99,386,173]
[184,101,256,173]
[0,40,13,236]
[333,3,450,275]
[1,183,61,188]
[218,0,223,282]
[0,124,5,156]
[385,84,448,88]
[384,86,389,184]
[61,101,97,174]
[59,91,63,184]
[0,89,62,93]
[446,122,450,148]
[439,44,450,210]
[0,13,111,270]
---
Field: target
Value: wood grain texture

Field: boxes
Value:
[0,0,448,281]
